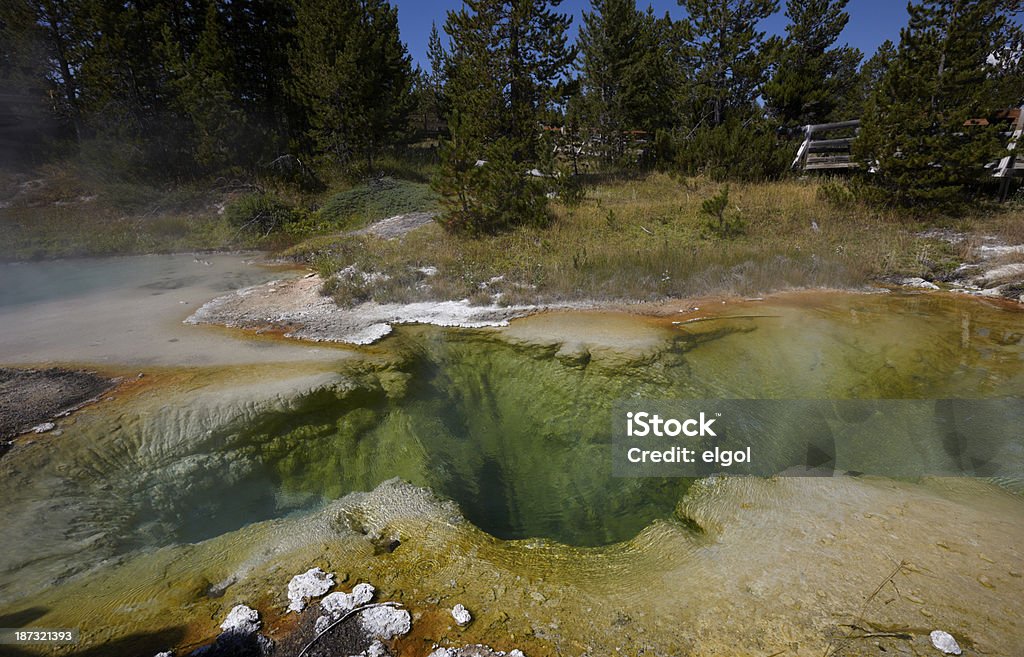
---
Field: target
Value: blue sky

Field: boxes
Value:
[395,0,912,70]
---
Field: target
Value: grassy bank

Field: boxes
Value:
[4,164,1021,305]
[291,173,1023,306]
[0,163,439,260]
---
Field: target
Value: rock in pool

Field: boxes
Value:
[929,630,962,655]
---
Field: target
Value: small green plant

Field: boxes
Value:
[701,184,746,239]
[572,246,589,270]
[1008,184,1024,208]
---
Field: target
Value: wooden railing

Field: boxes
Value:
[791,120,860,172]
[792,109,1024,177]
[993,106,1024,178]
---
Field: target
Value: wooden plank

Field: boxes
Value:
[806,159,856,169]
[806,141,855,153]
[793,119,859,170]
[806,120,860,135]
[993,104,1024,178]
[805,137,855,148]
[791,125,813,170]
[807,153,853,162]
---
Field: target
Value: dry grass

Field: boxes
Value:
[291,173,1006,306]
[5,163,1019,306]
[0,166,286,260]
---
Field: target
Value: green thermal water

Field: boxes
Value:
[119,293,1024,549]
[1,255,1023,613]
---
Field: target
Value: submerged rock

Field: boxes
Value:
[358,605,411,640]
[929,630,962,655]
[428,646,526,657]
[356,640,390,657]
[220,605,260,636]
[287,567,335,612]
[451,603,472,626]
[321,582,375,616]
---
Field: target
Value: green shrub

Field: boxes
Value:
[817,179,856,208]
[652,129,677,171]
[676,119,790,182]
[225,193,300,235]
[553,169,586,207]
[318,177,440,230]
[434,137,550,235]
[260,154,323,191]
[321,271,373,306]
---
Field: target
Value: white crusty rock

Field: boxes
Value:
[153,652,173,657]
[451,603,472,626]
[929,630,962,655]
[287,567,335,612]
[358,605,411,640]
[428,646,525,657]
[358,640,390,657]
[220,604,260,635]
[321,582,375,616]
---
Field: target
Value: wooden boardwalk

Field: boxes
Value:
[792,108,1024,177]
[993,107,1024,178]
[791,120,861,171]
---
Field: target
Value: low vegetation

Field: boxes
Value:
[289,173,1020,306]
[3,160,1021,307]
[0,166,438,260]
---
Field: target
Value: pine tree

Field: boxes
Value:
[848,39,896,118]
[677,0,779,127]
[162,1,245,170]
[436,0,576,233]
[411,22,447,135]
[1,0,53,152]
[426,22,448,104]
[578,0,676,161]
[855,0,1023,207]
[21,0,89,141]
[987,14,1024,107]
[218,0,297,146]
[762,0,862,126]
[291,0,414,170]
[633,9,680,134]
[73,0,205,169]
